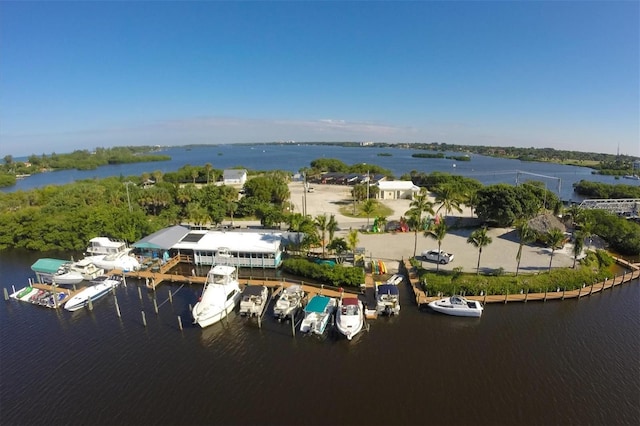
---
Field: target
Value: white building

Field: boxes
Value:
[223,169,248,185]
[171,230,283,268]
[376,181,421,200]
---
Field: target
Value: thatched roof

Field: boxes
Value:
[527,214,566,235]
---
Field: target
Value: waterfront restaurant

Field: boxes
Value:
[171,230,284,268]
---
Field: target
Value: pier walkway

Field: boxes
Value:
[402,257,640,306]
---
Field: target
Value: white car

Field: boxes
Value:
[422,249,455,264]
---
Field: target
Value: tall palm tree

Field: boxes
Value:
[347,229,359,258]
[327,214,339,250]
[406,210,422,258]
[434,185,462,217]
[515,221,536,276]
[361,199,376,228]
[314,214,329,258]
[572,230,585,269]
[546,228,566,272]
[408,188,435,220]
[463,190,478,217]
[467,227,493,275]
[424,221,448,272]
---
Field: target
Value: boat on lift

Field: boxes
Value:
[375,284,400,316]
[239,285,269,317]
[300,295,337,335]
[273,284,306,321]
[192,265,241,328]
[428,295,483,318]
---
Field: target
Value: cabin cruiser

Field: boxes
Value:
[239,285,269,317]
[84,237,140,271]
[300,295,337,335]
[53,259,105,285]
[192,265,241,328]
[273,284,306,321]
[428,295,483,317]
[375,284,400,316]
[64,275,121,312]
[335,297,364,340]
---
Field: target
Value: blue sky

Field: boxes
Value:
[1,1,638,157]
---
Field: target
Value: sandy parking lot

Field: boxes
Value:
[288,181,576,274]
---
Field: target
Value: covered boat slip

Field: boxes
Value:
[171,230,283,268]
[30,258,69,284]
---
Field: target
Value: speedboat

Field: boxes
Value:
[428,295,483,317]
[192,265,241,328]
[300,295,336,335]
[375,284,400,316]
[53,259,105,285]
[335,297,364,340]
[64,276,121,312]
[273,284,306,321]
[239,285,269,317]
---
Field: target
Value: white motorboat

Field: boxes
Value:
[273,284,306,320]
[300,295,337,335]
[375,284,400,316]
[335,297,364,340]
[428,295,483,317]
[84,236,140,271]
[192,265,241,328]
[239,285,269,317]
[53,259,105,285]
[64,276,121,312]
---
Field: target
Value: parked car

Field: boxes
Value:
[421,249,455,264]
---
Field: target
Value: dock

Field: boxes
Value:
[402,258,640,306]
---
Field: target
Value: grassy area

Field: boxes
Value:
[338,201,394,219]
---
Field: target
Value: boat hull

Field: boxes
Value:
[428,299,483,318]
[192,293,240,328]
[64,283,114,312]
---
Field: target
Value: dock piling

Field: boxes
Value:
[177,316,183,331]
[87,296,93,311]
[138,286,143,300]
[115,300,121,318]
[153,298,158,315]
[168,289,173,303]
[3,288,8,301]
[141,310,147,327]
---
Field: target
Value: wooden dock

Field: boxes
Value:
[402,258,640,306]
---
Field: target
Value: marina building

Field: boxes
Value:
[375,181,421,200]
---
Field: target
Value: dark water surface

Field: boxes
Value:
[1,250,639,425]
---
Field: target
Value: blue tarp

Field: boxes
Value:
[305,295,330,313]
[376,284,399,295]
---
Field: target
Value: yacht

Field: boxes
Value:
[375,284,400,316]
[300,295,337,335]
[53,259,105,285]
[335,297,364,340]
[428,295,483,317]
[273,284,306,321]
[192,265,241,328]
[84,237,140,271]
[64,276,121,312]
[239,285,269,317]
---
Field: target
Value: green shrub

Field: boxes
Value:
[281,258,365,288]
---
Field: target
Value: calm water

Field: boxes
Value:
[6,144,637,201]
[1,250,639,425]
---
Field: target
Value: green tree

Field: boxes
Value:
[424,221,448,272]
[467,227,493,275]
[314,214,329,258]
[327,214,339,246]
[347,229,359,256]
[572,230,585,269]
[361,199,377,228]
[434,185,463,216]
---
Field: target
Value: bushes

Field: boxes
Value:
[418,266,614,297]
[281,258,365,288]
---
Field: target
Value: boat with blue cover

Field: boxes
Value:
[375,284,400,316]
[300,295,337,335]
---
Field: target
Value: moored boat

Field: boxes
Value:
[239,285,269,317]
[84,237,140,272]
[375,284,400,316]
[428,295,483,317]
[53,259,105,285]
[335,296,364,340]
[300,295,337,335]
[273,284,306,321]
[192,265,241,328]
[64,276,121,312]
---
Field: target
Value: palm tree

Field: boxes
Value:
[515,221,536,276]
[347,229,359,258]
[204,163,212,185]
[572,230,585,269]
[467,227,493,275]
[406,210,422,258]
[361,199,376,228]
[463,190,478,217]
[424,221,448,272]
[327,214,339,251]
[434,185,463,217]
[409,188,435,220]
[314,214,329,258]
[546,228,566,272]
